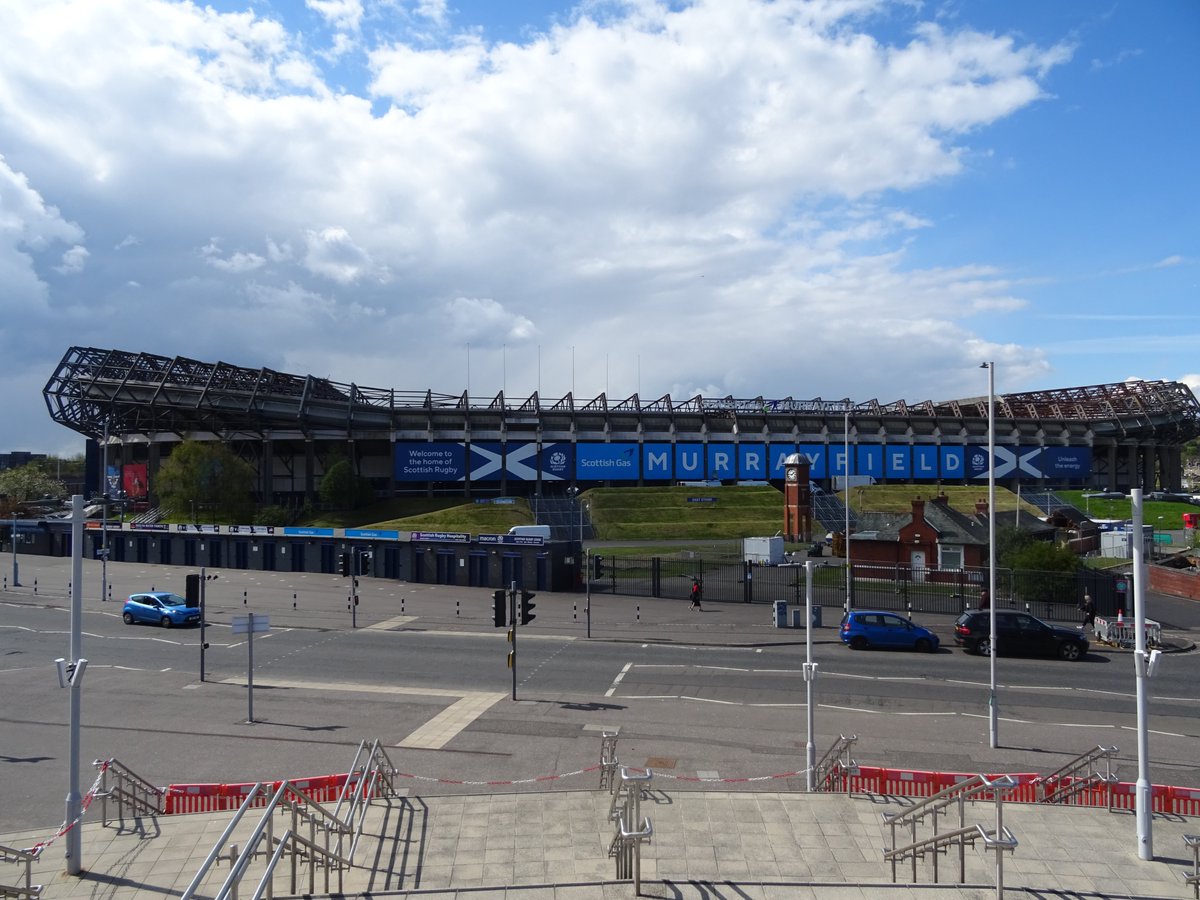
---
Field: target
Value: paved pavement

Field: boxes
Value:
[3,556,1200,898]
[4,786,1200,898]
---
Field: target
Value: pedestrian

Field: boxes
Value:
[978,589,990,611]
[1079,592,1095,630]
[689,579,703,612]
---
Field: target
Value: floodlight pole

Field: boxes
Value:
[983,361,999,749]
[1131,488,1153,858]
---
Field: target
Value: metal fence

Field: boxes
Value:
[588,556,1124,625]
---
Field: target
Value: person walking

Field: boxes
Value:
[978,588,990,610]
[689,578,703,612]
[1079,592,1096,630]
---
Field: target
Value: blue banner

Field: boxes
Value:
[795,444,825,479]
[674,444,705,479]
[707,443,737,479]
[885,446,910,478]
[643,443,673,479]
[912,445,940,479]
[857,445,883,479]
[538,443,574,481]
[395,443,466,481]
[968,445,1093,480]
[940,446,965,479]
[346,528,400,540]
[283,526,334,537]
[577,443,640,480]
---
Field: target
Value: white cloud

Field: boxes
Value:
[201,239,267,272]
[0,0,1104,452]
[56,244,89,274]
[302,227,382,283]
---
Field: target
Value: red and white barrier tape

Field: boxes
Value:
[24,761,111,856]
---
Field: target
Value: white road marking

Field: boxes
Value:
[605,662,632,697]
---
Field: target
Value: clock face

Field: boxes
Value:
[786,468,797,481]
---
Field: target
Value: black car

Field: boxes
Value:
[953,610,1088,661]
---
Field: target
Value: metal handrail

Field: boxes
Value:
[182,738,396,900]
[93,758,165,825]
[813,733,858,792]
[1184,834,1199,899]
[883,773,1018,900]
[1,843,42,899]
[1037,745,1118,808]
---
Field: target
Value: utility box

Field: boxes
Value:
[744,536,785,565]
[773,599,787,628]
[792,606,822,629]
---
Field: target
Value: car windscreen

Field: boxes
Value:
[156,594,188,608]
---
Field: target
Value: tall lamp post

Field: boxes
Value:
[844,408,852,612]
[100,416,110,602]
[10,512,19,587]
[982,361,999,749]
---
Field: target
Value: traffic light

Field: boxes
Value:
[593,555,603,578]
[185,573,200,607]
[339,552,351,577]
[519,590,536,625]
[359,552,372,576]
[493,589,507,627]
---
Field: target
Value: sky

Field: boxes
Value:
[1,0,1198,456]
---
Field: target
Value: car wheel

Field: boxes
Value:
[122,612,135,625]
[914,638,932,653]
[975,638,992,656]
[1058,641,1083,661]
[160,616,173,628]
[850,636,868,651]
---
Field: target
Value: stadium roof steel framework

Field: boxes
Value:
[44,346,1200,445]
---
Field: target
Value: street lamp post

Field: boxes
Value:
[844,409,852,612]
[804,559,818,790]
[100,416,109,602]
[982,361,999,749]
[10,512,19,587]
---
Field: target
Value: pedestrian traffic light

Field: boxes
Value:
[339,552,351,577]
[493,589,507,627]
[593,555,603,578]
[519,590,536,625]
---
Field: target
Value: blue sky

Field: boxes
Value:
[1,0,1197,455]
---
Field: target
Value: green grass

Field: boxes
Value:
[588,485,784,540]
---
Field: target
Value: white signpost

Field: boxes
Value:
[231,613,270,723]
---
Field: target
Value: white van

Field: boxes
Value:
[508,524,551,539]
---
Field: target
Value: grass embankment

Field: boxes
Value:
[587,485,783,541]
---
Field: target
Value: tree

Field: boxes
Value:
[155,441,256,523]
[995,525,1081,606]
[319,458,374,510]
[0,463,68,505]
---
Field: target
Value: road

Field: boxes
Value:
[1,555,1198,835]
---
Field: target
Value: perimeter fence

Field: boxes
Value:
[587,555,1125,624]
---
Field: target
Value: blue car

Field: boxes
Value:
[122,592,200,628]
[840,610,940,653]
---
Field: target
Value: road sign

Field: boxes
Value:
[231,614,270,634]
[1152,533,1172,545]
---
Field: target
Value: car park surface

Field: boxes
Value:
[839,609,940,652]
[122,591,201,627]
[953,610,1088,660]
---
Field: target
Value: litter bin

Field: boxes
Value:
[773,599,787,628]
[792,606,822,629]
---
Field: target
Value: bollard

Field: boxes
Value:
[243,590,248,605]
[573,603,577,621]
[293,593,297,610]
[68,581,72,595]
[2,576,6,590]
[402,597,405,614]
[456,600,460,617]
[636,604,640,622]
[34,578,38,594]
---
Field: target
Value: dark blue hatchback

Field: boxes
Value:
[840,609,940,653]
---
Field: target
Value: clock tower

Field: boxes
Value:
[783,453,812,542]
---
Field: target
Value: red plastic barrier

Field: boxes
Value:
[1170,786,1200,817]
[880,768,938,798]
[164,783,223,815]
[844,765,884,794]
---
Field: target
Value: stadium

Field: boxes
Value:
[44,346,1200,508]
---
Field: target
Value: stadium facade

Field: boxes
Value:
[43,347,1200,507]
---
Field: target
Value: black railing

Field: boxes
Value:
[586,557,1122,624]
